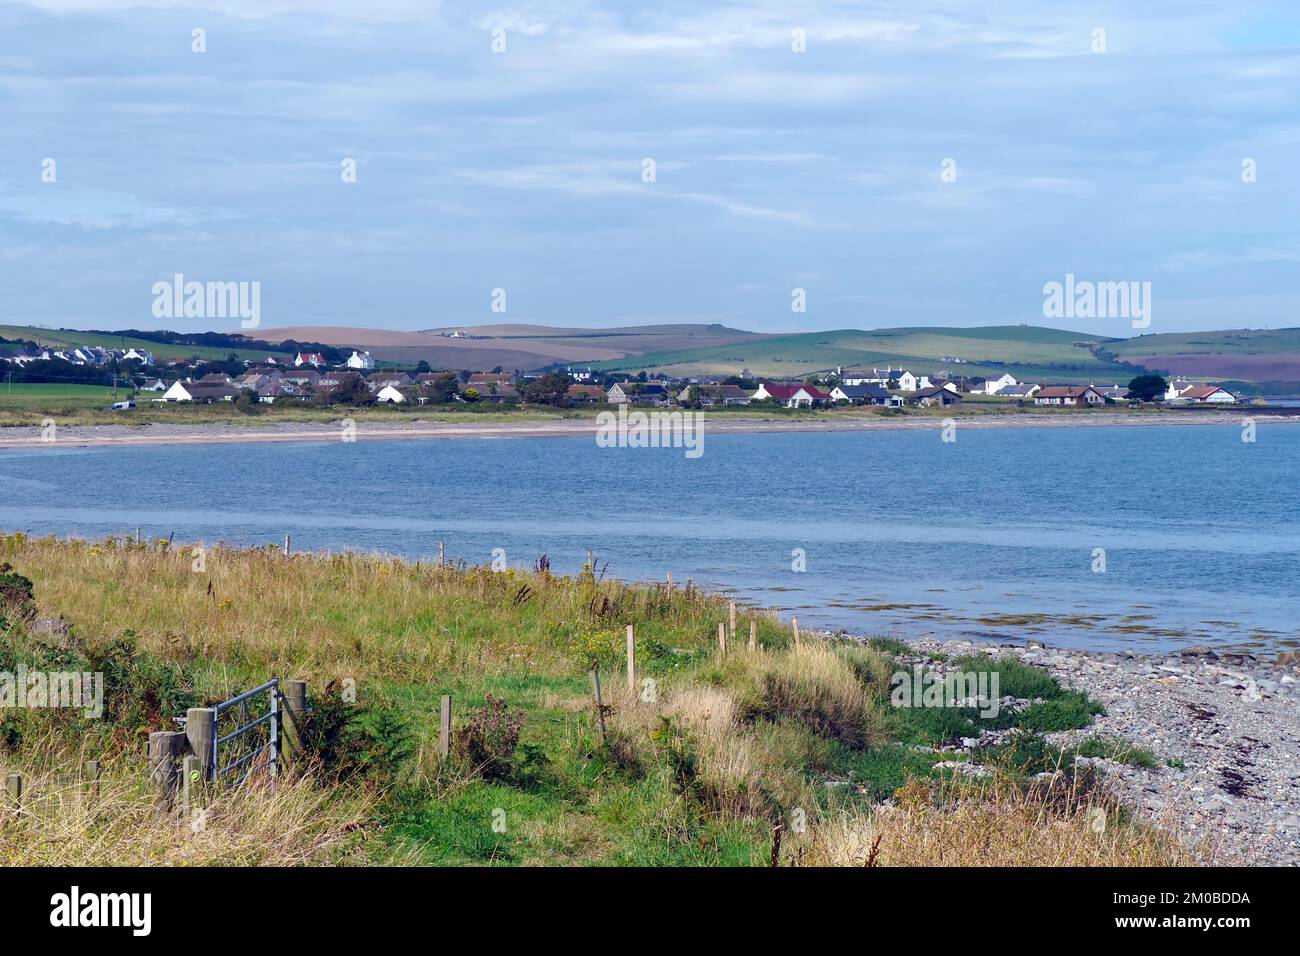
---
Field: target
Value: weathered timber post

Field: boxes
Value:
[186,707,217,782]
[283,533,291,557]
[749,620,757,652]
[280,680,308,768]
[666,571,673,593]
[438,695,452,760]
[148,730,186,808]
[718,622,727,656]
[438,541,445,566]
[6,772,22,810]
[792,617,801,647]
[182,755,200,817]
[589,667,607,745]
[83,759,101,800]
[626,624,636,694]
[729,601,737,642]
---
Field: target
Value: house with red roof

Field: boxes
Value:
[1033,385,1105,406]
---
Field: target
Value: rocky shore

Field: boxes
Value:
[898,636,1300,865]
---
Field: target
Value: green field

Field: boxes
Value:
[588,325,1140,383]
[0,325,276,364]
[0,382,120,401]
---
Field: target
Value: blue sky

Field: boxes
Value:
[1,0,1297,335]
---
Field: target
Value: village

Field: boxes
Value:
[0,343,1244,410]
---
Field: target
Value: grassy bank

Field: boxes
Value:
[0,535,1200,866]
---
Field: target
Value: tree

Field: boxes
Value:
[521,372,572,405]
[414,360,432,374]
[462,387,480,403]
[1127,374,1167,403]
[422,372,460,404]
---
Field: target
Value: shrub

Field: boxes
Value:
[0,562,36,626]
[302,681,413,783]
[949,654,1062,700]
[452,693,524,782]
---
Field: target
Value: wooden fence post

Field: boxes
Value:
[749,620,757,652]
[626,624,636,694]
[665,571,673,593]
[283,533,291,557]
[186,707,217,782]
[438,541,445,566]
[182,755,200,818]
[718,622,727,656]
[438,695,452,760]
[792,617,801,647]
[83,759,100,800]
[589,667,607,745]
[148,730,185,808]
[6,771,21,810]
[729,601,737,642]
[280,680,308,768]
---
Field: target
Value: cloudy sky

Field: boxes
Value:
[1,0,1297,335]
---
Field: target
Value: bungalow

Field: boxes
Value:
[375,384,407,404]
[121,348,156,366]
[676,383,752,406]
[468,372,514,387]
[1094,384,1130,401]
[279,369,320,388]
[294,352,327,367]
[196,372,234,385]
[829,383,891,405]
[567,384,607,403]
[980,373,1018,395]
[751,383,831,407]
[909,385,963,408]
[162,381,239,403]
[607,382,671,405]
[995,383,1040,399]
[345,350,375,370]
[1033,385,1105,406]
[470,382,520,403]
[137,378,167,392]
[368,372,412,390]
[1180,384,1237,404]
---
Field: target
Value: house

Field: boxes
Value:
[841,367,923,392]
[1033,385,1105,406]
[751,383,831,407]
[196,372,235,385]
[606,382,670,405]
[137,378,167,392]
[345,351,375,371]
[829,383,891,405]
[995,383,1040,399]
[676,383,751,406]
[162,381,239,403]
[1180,384,1237,404]
[375,384,407,404]
[294,352,327,367]
[909,386,963,407]
[980,373,1018,395]
[121,348,156,366]
[1094,384,1130,401]
[279,369,320,388]
[468,382,520,403]
[567,384,607,403]
[468,372,514,387]
[1164,378,1202,401]
[367,372,411,390]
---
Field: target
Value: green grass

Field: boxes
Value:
[0,383,120,401]
[0,325,273,363]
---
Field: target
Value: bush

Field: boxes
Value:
[949,654,1063,700]
[0,563,36,626]
[302,681,413,783]
[452,693,524,782]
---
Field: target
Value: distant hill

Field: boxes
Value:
[6,322,1299,386]
[255,323,760,371]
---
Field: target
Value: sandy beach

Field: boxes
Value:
[0,409,1293,449]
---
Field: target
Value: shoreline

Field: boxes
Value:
[0,408,1294,449]
[875,633,1300,865]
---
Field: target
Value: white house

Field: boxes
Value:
[294,352,327,367]
[1164,378,1197,401]
[981,373,1017,395]
[162,381,238,402]
[842,367,922,392]
[1181,385,1237,404]
[121,348,156,366]
[375,384,407,403]
[346,350,375,370]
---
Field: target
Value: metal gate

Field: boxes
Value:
[212,679,279,786]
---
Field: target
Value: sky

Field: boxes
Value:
[1,0,1298,336]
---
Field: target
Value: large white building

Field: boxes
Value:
[346,350,375,370]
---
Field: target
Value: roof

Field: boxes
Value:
[1182,385,1227,399]
[834,383,890,399]
[178,383,239,399]
[911,386,957,399]
[996,384,1038,396]
[1036,385,1099,398]
[760,383,829,400]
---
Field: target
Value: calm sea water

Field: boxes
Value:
[1,423,1297,653]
